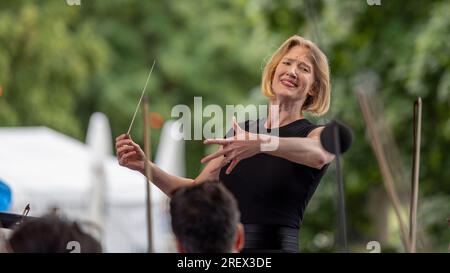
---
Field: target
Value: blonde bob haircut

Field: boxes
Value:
[261,35,331,116]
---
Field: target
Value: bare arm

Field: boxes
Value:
[116,134,223,197]
[202,124,335,173]
[266,127,334,169]
[263,127,335,169]
[147,148,225,195]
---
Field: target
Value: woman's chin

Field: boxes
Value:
[273,90,298,100]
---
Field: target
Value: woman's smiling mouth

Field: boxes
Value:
[280,78,298,88]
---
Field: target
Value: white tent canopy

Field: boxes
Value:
[0,115,185,252]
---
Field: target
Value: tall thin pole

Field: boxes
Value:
[409,98,422,252]
[142,96,153,253]
[357,91,411,251]
[334,124,348,252]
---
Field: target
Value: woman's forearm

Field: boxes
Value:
[141,160,194,196]
[262,136,333,169]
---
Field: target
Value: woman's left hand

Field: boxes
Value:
[201,118,262,175]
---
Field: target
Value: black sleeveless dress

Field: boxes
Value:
[219,118,329,253]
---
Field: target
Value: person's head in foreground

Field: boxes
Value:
[8,214,102,253]
[170,181,244,253]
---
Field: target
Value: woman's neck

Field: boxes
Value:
[265,98,304,128]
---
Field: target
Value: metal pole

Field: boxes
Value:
[334,124,348,252]
[409,98,422,252]
[142,96,153,253]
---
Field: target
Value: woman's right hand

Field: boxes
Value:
[116,134,146,174]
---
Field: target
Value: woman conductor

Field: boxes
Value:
[116,35,334,252]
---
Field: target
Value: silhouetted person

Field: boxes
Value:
[170,181,244,253]
[8,215,101,253]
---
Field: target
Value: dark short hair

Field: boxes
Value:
[8,215,102,253]
[170,181,240,253]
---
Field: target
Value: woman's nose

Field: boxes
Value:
[288,68,298,78]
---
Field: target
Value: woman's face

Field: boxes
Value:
[271,46,315,103]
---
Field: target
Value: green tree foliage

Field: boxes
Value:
[0,0,110,138]
[0,0,448,252]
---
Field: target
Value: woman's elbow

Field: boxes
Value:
[312,151,333,170]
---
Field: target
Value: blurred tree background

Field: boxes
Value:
[0,0,448,252]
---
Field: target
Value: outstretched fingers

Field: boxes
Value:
[209,158,231,174]
[203,138,235,145]
[201,148,229,164]
[225,158,240,175]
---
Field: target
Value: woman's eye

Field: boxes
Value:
[282,61,291,65]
